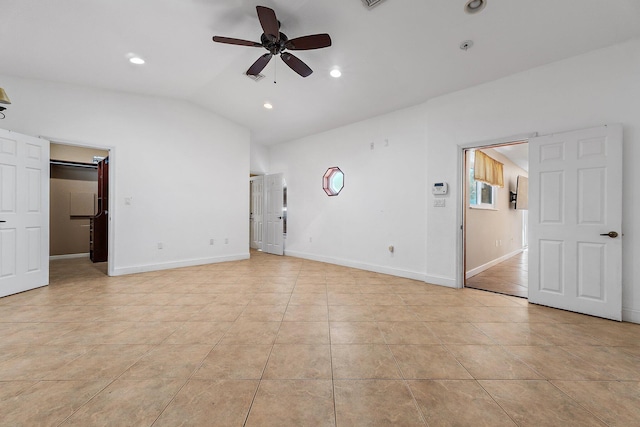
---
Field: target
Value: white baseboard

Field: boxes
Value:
[622,307,640,324]
[466,249,524,279]
[284,249,430,282]
[111,253,250,276]
[50,253,90,261]
[424,274,458,288]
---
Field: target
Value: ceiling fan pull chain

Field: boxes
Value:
[274,57,277,84]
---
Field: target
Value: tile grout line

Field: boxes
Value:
[547,380,612,427]
[241,266,300,427]
[382,320,429,426]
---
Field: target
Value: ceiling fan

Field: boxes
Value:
[213,5,332,78]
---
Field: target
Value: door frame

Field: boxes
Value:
[456,132,537,289]
[264,173,285,256]
[44,136,116,276]
[249,174,264,251]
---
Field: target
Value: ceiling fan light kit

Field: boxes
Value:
[212,6,332,79]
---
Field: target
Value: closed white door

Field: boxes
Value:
[0,129,50,297]
[529,124,622,320]
[250,176,264,250]
[264,173,284,256]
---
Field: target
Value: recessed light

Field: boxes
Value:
[330,69,342,78]
[126,53,145,65]
[264,103,273,110]
[464,0,486,14]
[129,57,145,65]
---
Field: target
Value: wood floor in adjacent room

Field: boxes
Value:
[466,250,528,298]
[1,251,639,426]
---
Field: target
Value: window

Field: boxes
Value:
[469,151,496,209]
[323,167,344,196]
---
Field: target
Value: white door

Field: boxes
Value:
[529,124,622,320]
[250,176,264,250]
[0,129,50,298]
[264,173,284,256]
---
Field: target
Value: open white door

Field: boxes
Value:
[264,173,284,256]
[529,124,622,320]
[0,129,50,297]
[250,176,264,250]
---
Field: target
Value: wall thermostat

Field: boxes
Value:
[432,182,448,195]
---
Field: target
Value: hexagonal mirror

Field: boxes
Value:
[323,167,344,196]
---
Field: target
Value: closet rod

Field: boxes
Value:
[50,159,98,169]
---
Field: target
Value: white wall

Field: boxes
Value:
[269,37,640,323]
[270,105,428,280]
[250,141,270,175]
[0,74,251,275]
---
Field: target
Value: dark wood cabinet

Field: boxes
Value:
[90,157,109,262]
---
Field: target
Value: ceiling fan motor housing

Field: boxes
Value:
[261,32,289,55]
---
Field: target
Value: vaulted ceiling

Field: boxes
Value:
[2,0,639,145]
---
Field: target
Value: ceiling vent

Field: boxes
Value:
[362,0,387,8]
[245,72,265,82]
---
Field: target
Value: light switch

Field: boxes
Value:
[434,199,446,207]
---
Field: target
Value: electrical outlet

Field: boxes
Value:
[433,199,446,207]
[224,238,229,244]
[210,239,214,245]
[370,142,374,150]
[157,242,163,249]
[309,237,313,243]
[124,197,132,205]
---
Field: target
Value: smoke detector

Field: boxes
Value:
[362,0,387,8]
[460,40,474,51]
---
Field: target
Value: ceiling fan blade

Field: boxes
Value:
[256,6,280,42]
[246,53,273,76]
[285,34,332,51]
[281,52,313,77]
[213,36,262,47]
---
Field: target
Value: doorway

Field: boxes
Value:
[462,140,530,298]
[49,141,114,278]
[249,173,285,256]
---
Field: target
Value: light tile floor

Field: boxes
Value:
[466,250,528,298]
[1,251,639,426]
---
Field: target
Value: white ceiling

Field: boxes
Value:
[492,144,528,172]
[1,0,639,146]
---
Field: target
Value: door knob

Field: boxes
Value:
[600,231,619,238]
